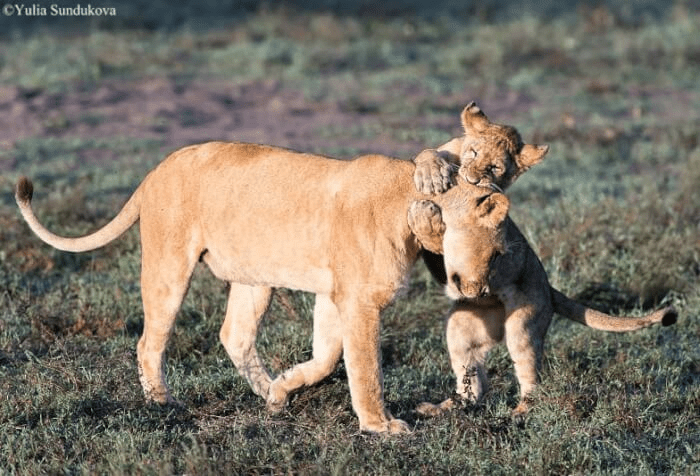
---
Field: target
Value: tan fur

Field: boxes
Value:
[15,141,510,434]
[414,101,549,194]
[410,133,677,417]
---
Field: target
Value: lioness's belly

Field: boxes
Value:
[201,248,334,293]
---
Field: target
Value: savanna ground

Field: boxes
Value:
[1,1,699,474]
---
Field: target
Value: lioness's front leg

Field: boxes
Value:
[267,294,343,412]
[339,297,411,434]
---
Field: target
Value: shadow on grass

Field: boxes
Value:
[573,282,673,314]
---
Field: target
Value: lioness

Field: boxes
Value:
[15,142,510,434]
[407,104,677,416]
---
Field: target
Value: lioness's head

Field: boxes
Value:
[441,102,549,191]
[412,182,509,300]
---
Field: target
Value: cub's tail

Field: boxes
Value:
[15,176,142,253]
[551,287,677,332]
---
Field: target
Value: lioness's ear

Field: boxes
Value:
[517,144,549,170]
[461,101,489,133]
[478,193,509,228]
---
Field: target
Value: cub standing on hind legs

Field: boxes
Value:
[411,103,677,417]
[15,141,512,434]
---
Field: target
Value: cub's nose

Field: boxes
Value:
[465,173,480,185]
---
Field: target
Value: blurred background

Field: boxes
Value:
[1,2,699,473]
[2,0,699,159]
[2,0,696,31]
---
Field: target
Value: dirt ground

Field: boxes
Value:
[0,77,435,170]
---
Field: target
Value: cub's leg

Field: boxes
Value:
[267,294,343,412]
[219,283,273,399]
[338,297,411,434]
[499,285,552,416]
[137,238,198,405]
[417,301,505,417]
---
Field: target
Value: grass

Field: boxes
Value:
[1,2,699,474]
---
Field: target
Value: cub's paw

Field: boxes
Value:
[413,149,455,195]
[416,398,455,417]
[511,398,532,427]
[408,200,445,254]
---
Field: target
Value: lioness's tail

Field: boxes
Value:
[15,176,142,253]
[551,287,677,332]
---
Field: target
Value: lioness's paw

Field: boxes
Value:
[361,418,412,435]
[388,418,412,434]
[413,149,454,195]
[266,383,289,414]
[142,386,175,406]
[416,398,455,417]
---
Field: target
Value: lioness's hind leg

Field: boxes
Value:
[137,249,197,405]
[219,284,273,399]
[267,294,343,413]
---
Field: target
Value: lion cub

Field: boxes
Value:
[410,104,677,417]
[413,101,549,195]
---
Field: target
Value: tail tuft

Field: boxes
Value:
[16,176,34,203]
[661,307,678,326]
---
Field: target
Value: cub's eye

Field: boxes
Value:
[485,164,503,176]
[463,148,477,160]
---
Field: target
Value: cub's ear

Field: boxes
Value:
[408,200,445,254]
[460,101,489,133]
[477,193,510,228]
[516,144,549,171]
